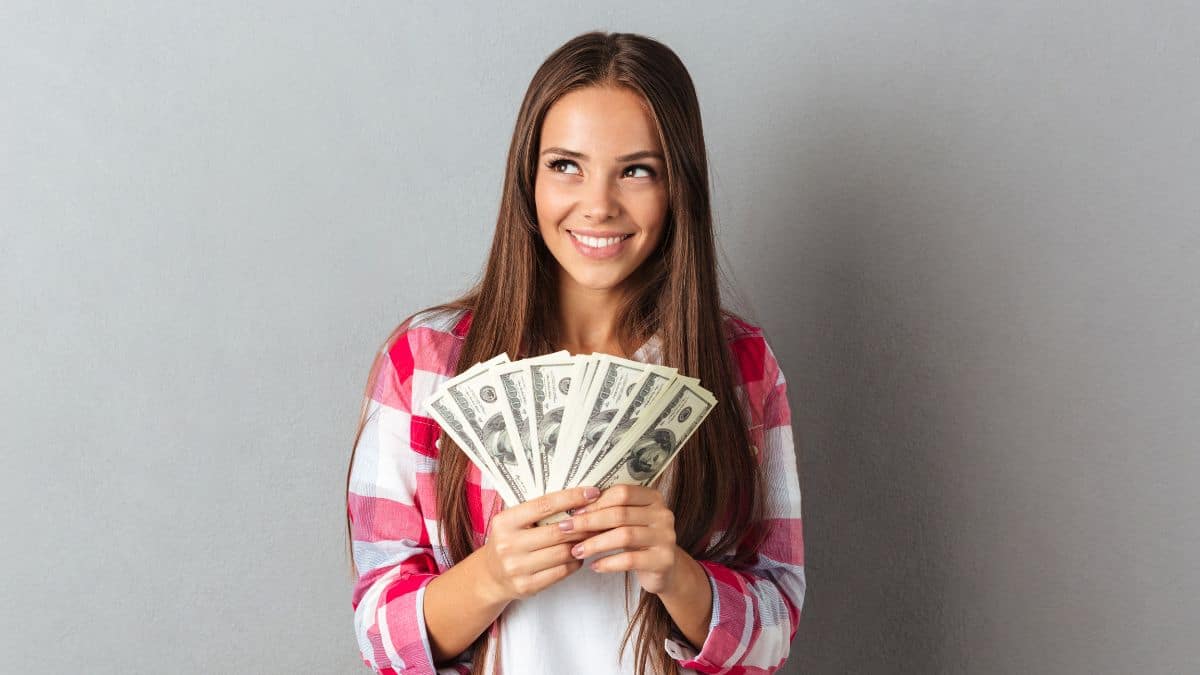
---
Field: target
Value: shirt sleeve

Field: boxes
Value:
[663,338,807,674]
[348,332,473,674]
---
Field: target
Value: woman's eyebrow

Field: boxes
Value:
[540,147,664,162]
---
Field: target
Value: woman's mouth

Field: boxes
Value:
[568,230,635,260]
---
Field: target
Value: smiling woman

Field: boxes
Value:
[535,86,668,286]
[345,30,805,675]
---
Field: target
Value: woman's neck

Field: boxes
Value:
[555,276,627,356]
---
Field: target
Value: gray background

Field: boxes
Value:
[3,2,1197,673]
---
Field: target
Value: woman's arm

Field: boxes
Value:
[662,337,807,674]
[350,333,455,674]
[656,549,715,650]
[351,321,603,671]
[421,547,509,664]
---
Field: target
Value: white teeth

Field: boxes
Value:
[570,231,629,248]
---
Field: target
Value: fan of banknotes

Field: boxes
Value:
[424,351,717,522]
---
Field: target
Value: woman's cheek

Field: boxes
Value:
[533,175,561,215]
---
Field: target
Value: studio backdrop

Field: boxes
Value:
[2,2,1197,673]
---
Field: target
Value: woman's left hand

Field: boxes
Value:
[561,483,686,595]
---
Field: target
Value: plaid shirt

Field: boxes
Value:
[349,308,805,674]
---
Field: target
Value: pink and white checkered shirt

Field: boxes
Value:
[349,308,805,674]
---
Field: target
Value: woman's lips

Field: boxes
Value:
[568,230,633,260]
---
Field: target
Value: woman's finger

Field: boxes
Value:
[567,503,657,532]
[509,541,580,577]
[570,525,660,560]
[589,548,659,573]
[509,520,589,552]
[494,485,601,531]
[577,483,660,514]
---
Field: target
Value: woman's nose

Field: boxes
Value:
[582,181,620,221]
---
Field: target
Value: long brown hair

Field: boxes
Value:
[345,31,766,675]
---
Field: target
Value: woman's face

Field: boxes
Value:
[534,85,669,295]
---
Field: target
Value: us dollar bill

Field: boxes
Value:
[586,376,716,490]
[422,355,508,472]
[575,366,679,487]
[443,359,533,504]
[551,356,600,489]
[526,353,578,492]
[550,355,654,492]
[488,362,541,494]
[425,387,521,507]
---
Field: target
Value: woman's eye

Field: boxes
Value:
[624,165,655,179]
[547,159,580,175]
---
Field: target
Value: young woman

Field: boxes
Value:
[345,31,805,675]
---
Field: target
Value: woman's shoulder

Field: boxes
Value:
[401,305,473,343]
[379,305,473,386]
[720,310,783,395]
[721,309,765,343]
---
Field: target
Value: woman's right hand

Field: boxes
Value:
[479,485,602,603]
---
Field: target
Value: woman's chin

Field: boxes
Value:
[562,269,632,293]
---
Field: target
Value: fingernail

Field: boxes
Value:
[583,486,600,500]
[558,519,574,532]
[572,544,585,558]
[569,506,587,516]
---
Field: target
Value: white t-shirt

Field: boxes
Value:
[492,552,644,674]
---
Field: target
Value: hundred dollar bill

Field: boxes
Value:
[549,354,653,492]
[568,355,614,443]
[555,356,595,447]
[425,366,521,507]
[547,354,616,491]
[575,365,679,488]
[588,377,717,490]
[487,361,541,494]
[442,356,533,504]
[552,356,599,488]
[526,352,578,493]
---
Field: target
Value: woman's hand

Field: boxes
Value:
[478,486,602,603]
[561,484,687,595]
